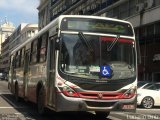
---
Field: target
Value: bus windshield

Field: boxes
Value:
[59,33,136,80]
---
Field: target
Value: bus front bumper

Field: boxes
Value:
[55,93,137,112]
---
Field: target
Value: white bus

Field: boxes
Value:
[8,15,137,118]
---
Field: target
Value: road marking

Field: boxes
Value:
[108,115,123,120]
[0,92,11,95]
[0,106,25,109]
[0,107,14,108]
[115,113,127,117]
[137,108,160,111]
[14,113,22,115]
[15,112,36,120]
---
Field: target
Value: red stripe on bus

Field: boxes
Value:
[56,91,136,99]
[100,37,134,44]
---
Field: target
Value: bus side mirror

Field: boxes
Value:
[55,38,60,50]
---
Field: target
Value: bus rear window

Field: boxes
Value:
[61,18,133,36]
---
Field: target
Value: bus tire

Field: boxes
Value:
[95,111,110,119]
[37,87,45,115]
[15,83,20,102]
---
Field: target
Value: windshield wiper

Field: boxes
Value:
[78,32,93,52]
[107,35,120,51]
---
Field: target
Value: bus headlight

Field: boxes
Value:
[59,85,79,97]
[121,88,136,99]
[56,76,79,97]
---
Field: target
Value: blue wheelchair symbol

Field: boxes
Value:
[100,66,111,77]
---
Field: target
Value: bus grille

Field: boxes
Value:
[79,92,123,100]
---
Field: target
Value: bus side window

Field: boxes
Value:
[19,49,22,67]
[21,47,25,67]
[12,56,16,68]
[30,39,38,64]
[15,51,20,68]
[39,32,48,62]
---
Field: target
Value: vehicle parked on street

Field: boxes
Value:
[0,73,8,80]
[137,82,160,108]
[0,73,3,80]
[0,73,5,80]
[137,81,150,89]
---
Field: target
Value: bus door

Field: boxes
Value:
[47,36,56,107]
[23,51,30,98]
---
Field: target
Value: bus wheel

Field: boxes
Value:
[95,111,110,119]
[15,84,19,102]
[37,87,45,115]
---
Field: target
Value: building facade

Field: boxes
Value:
[38,0,160,82]
[0,23,38,74]
[9,23,28,52]
[37,0,50,30]
[1,37,10,74]
[0,21,15,73]
[9,23,38,53]
[20,24,39,45]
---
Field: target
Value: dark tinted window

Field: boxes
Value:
[143,83,156,90]
[39,33,48,62]
[155,84,160,89]
[137,81,148,88]
[30,39,38,64]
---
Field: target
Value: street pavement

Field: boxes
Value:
[0,80,160,120]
